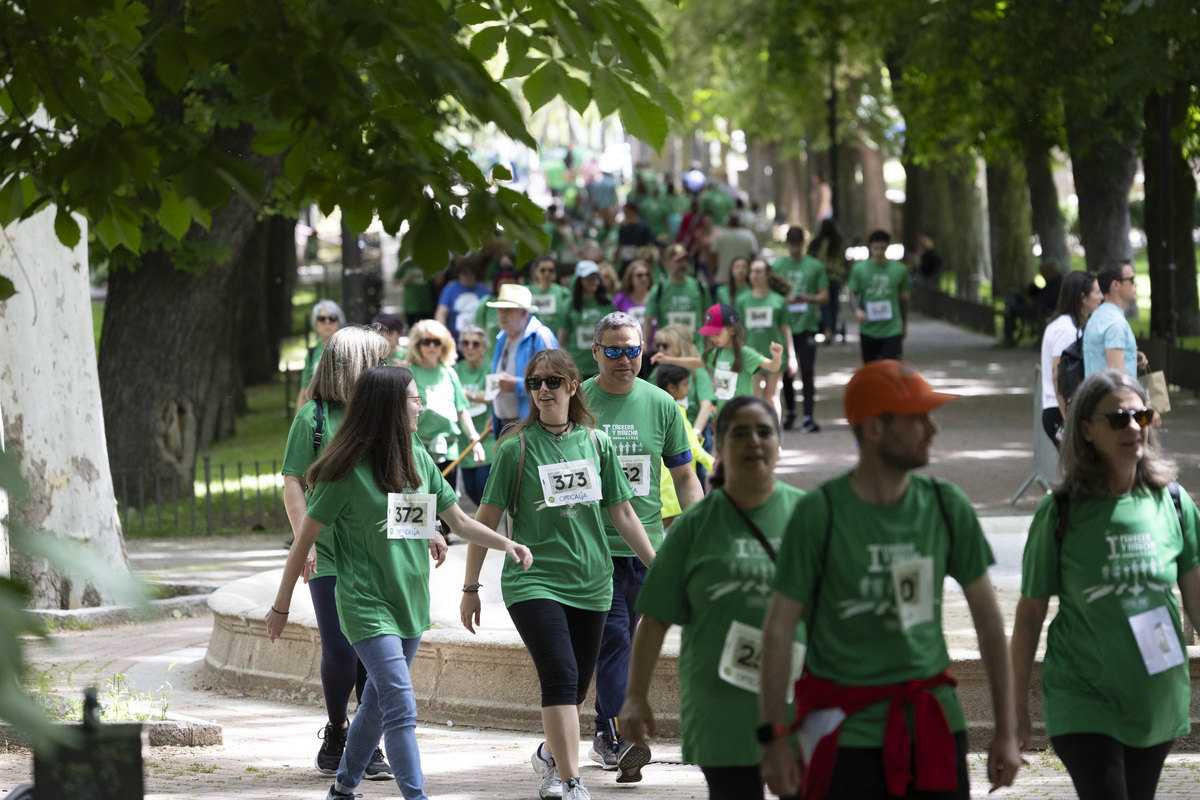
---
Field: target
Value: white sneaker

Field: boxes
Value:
[563,777,591,800]
[532,742,561,798]
[538,766,563,799]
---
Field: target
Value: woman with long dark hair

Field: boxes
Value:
[1039,270,1102,446]
[267,366,532,800]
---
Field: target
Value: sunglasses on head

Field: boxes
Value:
[1091,408,1153,430]
[316,315,338,323]
[600,345,642,360]
[419,338,443,347]
[526,376,565,391]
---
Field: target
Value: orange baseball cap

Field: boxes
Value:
[844,360,958,427]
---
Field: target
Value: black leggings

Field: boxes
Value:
[826,730,970,799]
[307,576,368,724]
[1042,407,1063,450]
[860,334,903,363]
[782,331,817,418]
[700,765,801,800]
[507,598,607,707]
[1051,733,1174,800]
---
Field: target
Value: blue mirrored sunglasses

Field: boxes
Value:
[601,345,642,360]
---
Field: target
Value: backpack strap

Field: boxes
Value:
[1168,480,1183,527]
[929,478,956,567]
[312,397,325,453]
[589,427,602,459]
[805,485,835,625]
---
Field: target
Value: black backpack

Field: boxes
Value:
[1056,334,1086,405]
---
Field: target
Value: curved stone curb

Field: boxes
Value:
[0,716,222,748]
[29,584,216,630]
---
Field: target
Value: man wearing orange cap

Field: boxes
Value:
[756,360,1022,800]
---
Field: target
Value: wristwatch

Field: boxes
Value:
[755,722,788,744]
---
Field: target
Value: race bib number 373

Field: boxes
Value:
[537,458,603,507]
[386,493,437,539]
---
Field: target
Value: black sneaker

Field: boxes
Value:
[615,739,651,784]
[315,722,347,775]
[364,747,393,780]
[801,417,820,434]
[324,783,360,800]
[587,730,618,770]
[782,411,797,431]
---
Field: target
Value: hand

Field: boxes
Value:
[855,308,867,323]
[649,351,667,365]
[429,533,448,567]
[761,738,802,798]
[769,341,784,359]
[472,442,486,463]
[506,541,533,570]
[1016,706,1034,751]
[498,373,519,392]
[460,591,482,634]
[1137,349,1149,372]
[788,357,799,376]
[617,694,655,748]
[987,731,1024,792]
[265,607,289,643]
[1152,409,1163,429]
[302,546,318,584]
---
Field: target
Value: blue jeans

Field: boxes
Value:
[594,557,648,735]
[338,635,426,799]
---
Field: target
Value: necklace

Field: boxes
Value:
[537,418,572,443]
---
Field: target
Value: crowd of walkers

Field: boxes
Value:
[268,174,1195,800]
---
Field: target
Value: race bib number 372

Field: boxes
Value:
[386,493,437,539]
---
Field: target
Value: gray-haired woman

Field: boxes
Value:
[298,298,345,408]
[1012,369,1200,800]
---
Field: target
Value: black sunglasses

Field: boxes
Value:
[316,315,339,323]
[419,338,443,347]
[526,376,565,391]
[1091,408,1153,430]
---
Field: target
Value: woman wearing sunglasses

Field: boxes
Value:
[459,348,656,800]
[298,298,344,409]
[1012,368,1200,800]
[454,325,495,508]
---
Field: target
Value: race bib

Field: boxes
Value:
[713,368,737,400]
[537,458,602,507]
[788,302,809,314]
[865,300,893,322]
[718,620,806,702]
[385,493,437,539]
[575,326,593,350]
[484,373,501,401]
[617,454,652,497]
[745,306,774,329]
[426,382,458,421]
[628,305,647,324]
[531,293,557,317]
[1128,605,1185,676]
[891,556,934,632]
[667,311,697,330]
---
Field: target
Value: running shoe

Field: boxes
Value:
[532,742,562,798]
[363,747,393,780]
[801,417,821,434]
[563,777,591,800]
[587,730,618,770]
[615,739,651,784]
[315,721,347,775]
[324,782,361,799]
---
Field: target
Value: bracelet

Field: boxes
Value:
[271,606,289,615]
[462,584,482,593]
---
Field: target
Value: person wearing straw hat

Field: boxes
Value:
[758,360,1022,800]
[489,282,560,440]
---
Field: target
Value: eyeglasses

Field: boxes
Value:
[316,315,339,323]
[419,338,443,347]
[654,342,670,352]
[632,272,650,279]
[526,376,565,391]
[407,394,424,405]
[601,345,642,360]
[1091,408,1153,430]
[460,340,482,349]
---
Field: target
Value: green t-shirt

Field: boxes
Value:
[281,399,344,580]
[481,425,635,611]
[455,360,494,468]
[847,259,910,339]
[645,278,709,344]
[386,347,408,366]
[1021,487,1200,747]
[305,447,458,644]
[715,284,751,309]
[737,291,790,356]
[300,340,325,390]
[650,365,717,429]
[411,363,468,463]
[637,483,808,767]
[582,378,693,556]
[562,298,611,379]
[703,345,766,413]
[774,473,995,747]
[773,255,829,333]
[473,295,502,360]
[529,283,572,333]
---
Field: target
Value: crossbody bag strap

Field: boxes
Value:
[512,430,526,517]
[719,488,776,561]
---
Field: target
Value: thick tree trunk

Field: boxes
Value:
[1024,146,1070,273]
[237,216,297,387]
[1065,100,1139,271]
[764,140,783,223]
[900,152,926,258]
[780,154,806,227]
[1,208,131,608]
[836,142,864,241]
[945,158,988,300]
[859,140,891,235]
[987,148,1035,300]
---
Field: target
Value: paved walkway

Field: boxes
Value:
[5,314,1200,798]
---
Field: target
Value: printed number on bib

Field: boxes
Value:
[386,493,437,539]
[865,300,893,322]
[667,311,697,330]
[537,458,602,507]
[629,305,647,324]
[575,327,593,349]
[531,293,557,316]
[483,373,501,402]
[617,454,652,497]
[745,307,774,328]
[718,620,806,702]
[788,302,809,314]
[1128,605,1185,676]
[891,556,934,632]
[713,368,737,400]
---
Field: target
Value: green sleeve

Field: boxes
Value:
[635,515,695,625]
[1176,487,1200,574]
[449,368,469,413]
[846,262,863,297]
[281,404,317,477]
[480,437,519,512]
[596,431,636,508]
[898,265,912,293]
[416,446,459,514]
[743,345,766,374]
[694,368,716,402]
[774,490,829,607]
[939,481,996,586]
[306,478,349,528]
[1020,494,1062,599]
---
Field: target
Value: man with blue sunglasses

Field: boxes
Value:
[581,311,703,784]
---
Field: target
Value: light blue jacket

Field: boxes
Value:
[491,315,560,430]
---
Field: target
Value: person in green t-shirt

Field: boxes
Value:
[758,360,1021,800]
[559,260,615,380]
[281,325,393,779]
[298,298,343,410]
[371,313,408,366]
[267,365,532,800]
[528,256,572,334]
[1011,369,1200,800]
[454,325,494,508]
[714,255,752,308]
[737,257,796,424]
[772,227,829,433]
[393,259,435,327]
[847,229,911,363]
[459,348,656,800]
[648,323,717,439]
[620,396,804,800]
[580,312,702,779]
[643,243,711,348]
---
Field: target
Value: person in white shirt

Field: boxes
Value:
[1040,271,1102,447]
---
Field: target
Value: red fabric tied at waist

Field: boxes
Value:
[790,669,959,800]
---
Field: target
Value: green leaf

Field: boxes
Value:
[454,2,502,25]
[155,28,190,92]
[468,25,506,63]
[522,61,559,113]
[0,275,15,302]
[0,176,27,228]
[502,55,543,80]
[561,73,590,116]
[156,186,192,240]
[252,129,296,156]
[490,163,513,182]
[592,71,668,148]
[53,207,81,249]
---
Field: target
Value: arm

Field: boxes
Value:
[812,286,830,306]
[782,324,797,375]
[435,304,450,326]
[1178,566,1200,633]
[459,502,503,634]
[759,341,784,374]
[651,352,705,370]
[1106,348,1126,372]
[608,500,655,565]
[759,591,804,799]
[617,614,670,748]
[667,462,703,511]
[961,572,1022,791]
[441,503,531,569]
[1011,594,1049,751]
[692,400,714,437]
[283,475,319,580]
[265,513,325,642]
[458,410,486,463]
[1052,356,1067,420]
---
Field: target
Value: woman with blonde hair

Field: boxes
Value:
[459,349,656,800]
[407,318,485,487]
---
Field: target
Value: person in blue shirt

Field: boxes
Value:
[489,283,561,438]
[1082,259,1146,379]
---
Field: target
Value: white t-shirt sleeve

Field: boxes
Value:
[1040,316,1078,410]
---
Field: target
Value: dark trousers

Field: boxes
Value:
[821,280,842,332]
[1052,733,1174,800]
[594,557,648,736]
[1041,407,1064,450]
[308,576,368,724]
[861,334,903,363]
[460,464,491,507]
[826,730,970,799]
[700,765,802,800]
[783,331,817,418]
[508,598,607,707]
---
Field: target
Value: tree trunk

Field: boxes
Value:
[1143,87,1200,338]
[1065,99,1139,272]
[237,216,297,387]
[1024,145,1070,273]
[859,140,891,234]
[1,207,131,608]
[987,148,1035,300]
[836,142,864,241]
[900,152,926,257]
[780,154,806,227]
[764,140,783,223]
[946,157,988,300]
